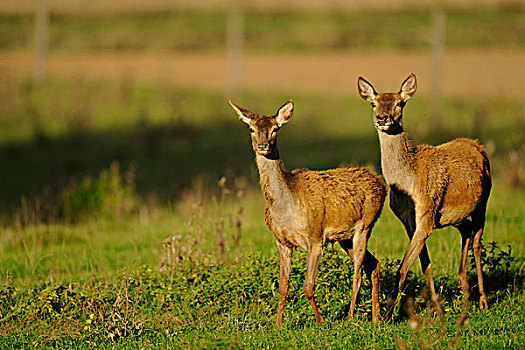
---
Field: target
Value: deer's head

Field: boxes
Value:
[229,100,294,159]
[358,74,417,135]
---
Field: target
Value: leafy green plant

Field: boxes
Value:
[60,162,138,222]
[0,241,523,347]
[477,240,515,274]
[468,240,522,303]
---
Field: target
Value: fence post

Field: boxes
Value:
[34,0,48,84]
[430,7,446,129]
[225,8,244,96]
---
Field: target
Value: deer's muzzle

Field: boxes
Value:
[376,115,394,130]
[256,143,270,154]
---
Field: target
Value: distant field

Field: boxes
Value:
[1,7,524,53]
[1,0,520,15]
[2,50,525,97]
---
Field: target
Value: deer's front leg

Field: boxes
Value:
[393,207,443,317]
[275,242,293,328]
[304,243,324,324]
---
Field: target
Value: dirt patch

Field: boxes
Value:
[1,49,524,97]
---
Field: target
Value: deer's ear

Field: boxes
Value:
[357,77,377,102]
[399,73,417,101]
[275,100,294,127]
[229,100,254,125]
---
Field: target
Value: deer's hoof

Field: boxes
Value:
[479,296,489,310]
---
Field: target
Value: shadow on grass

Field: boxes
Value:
[0,119,381,212]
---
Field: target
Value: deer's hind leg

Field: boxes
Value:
[363,248,381,323]
[339,231,381,323]
[472,206,489,310]
[455,220,473,296]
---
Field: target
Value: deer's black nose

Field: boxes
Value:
[376,115,387,125]
[257,143,269,151]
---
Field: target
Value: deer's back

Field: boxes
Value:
[290,166,385,204]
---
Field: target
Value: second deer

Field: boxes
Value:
[358,74,492,317]
[229,100,386,326]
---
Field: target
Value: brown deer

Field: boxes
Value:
[229,100,386,327]
[357,74,492,317]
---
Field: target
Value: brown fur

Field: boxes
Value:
[230,100,386,326]
[358,74,492,317]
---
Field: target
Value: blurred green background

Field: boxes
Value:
[1,0,523,209]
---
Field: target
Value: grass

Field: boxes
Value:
[1,234,524,348]
[1,7,525,53]
[0,74,523,348]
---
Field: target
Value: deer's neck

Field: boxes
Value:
[378,131,416,193]
[255,152,296,210]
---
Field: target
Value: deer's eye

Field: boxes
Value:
[396,101,406,108]
[249,127,254,133]
[371,102,376,108]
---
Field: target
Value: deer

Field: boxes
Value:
[357,74,492,318]
[229,99,386,327]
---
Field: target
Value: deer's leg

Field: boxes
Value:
[394,209,443,318]
[363,250,381,323]
[340,237,381,323]
[472,207,489,310]
[350,228,376,322]
[388,212,440,318]
[304,243,324,324]
[275,242,293,328]
[456,220,473,295]
[417,245,442,318]
[338,240,354,260]
[348,228,366,321]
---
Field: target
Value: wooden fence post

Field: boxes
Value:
[34,0,48,84]
[430,7,446,129]
[225,8,244,96]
